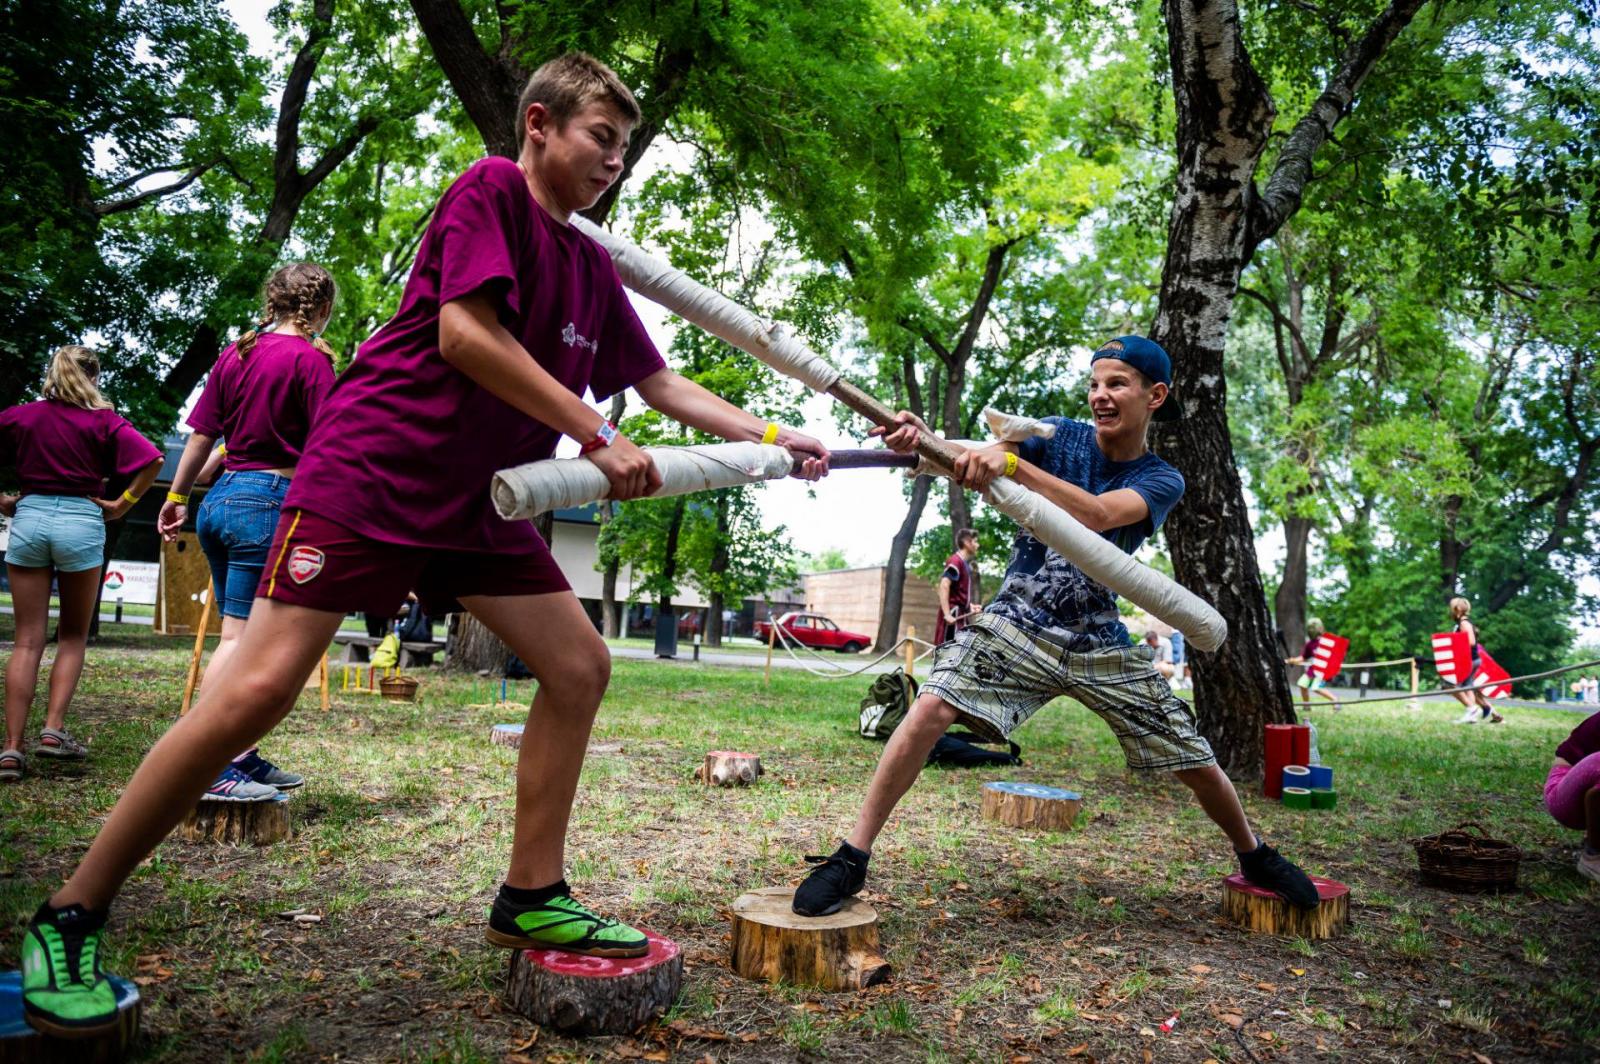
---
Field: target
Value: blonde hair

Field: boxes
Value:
[238,263,337,361]
[1306,617,1325,638]
[1449,597,1471,621]
[41,345,111,410]
[514,52,641,150]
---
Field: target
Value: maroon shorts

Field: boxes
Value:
[256,507,570,616]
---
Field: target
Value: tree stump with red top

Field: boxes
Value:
[504,930,682,1036]
[730,887,891,991]
[697,751,762,786]
[1220,874,1349,939]
[176,796,290,846]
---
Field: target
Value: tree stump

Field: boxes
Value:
[175,796,291,845]
[0,969,140,1063]
[730,887,891,991]
[697,751,762,787]
[504,929,682,1036]
[980,781,1081,831]
[1220,874,1350,940]
[491,723,524,750]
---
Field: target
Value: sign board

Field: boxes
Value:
[102,560,159,605]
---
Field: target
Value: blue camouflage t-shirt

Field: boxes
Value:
[984,418,1185,649]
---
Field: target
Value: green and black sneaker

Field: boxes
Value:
[485,882,648,957]
[21,902,119,1038]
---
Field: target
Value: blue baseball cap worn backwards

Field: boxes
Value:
[1090,335,1181,421]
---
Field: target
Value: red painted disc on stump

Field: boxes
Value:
[1223,873,1347,902]
[520,929,678,979]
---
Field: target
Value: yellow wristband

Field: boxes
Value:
[1003,451,1019,477]
[760,422,781,445]
[121,489,141,505]
[166,491,189,505]
[216,444,226,456]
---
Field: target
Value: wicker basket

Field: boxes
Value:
[1413,821,1520,893]
[379,675,420,703]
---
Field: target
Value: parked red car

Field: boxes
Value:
[754,611,872,653]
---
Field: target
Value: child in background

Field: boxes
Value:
[0,346,163,783]
[1287,617,1340,711]
[158,263,340,802]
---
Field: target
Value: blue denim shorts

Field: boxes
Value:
[196,471,291,619]
[5,495,106,573]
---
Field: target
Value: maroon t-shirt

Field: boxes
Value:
[1556,711,1600,764]
[0,399,162,496]
[935,551,974,643]
[284,156,666,552]
[187,334,335,471]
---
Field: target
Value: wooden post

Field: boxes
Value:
[904,625,916,679]
[1408,659,1421,710]
[178,576,215,716]
[318,654,329,711]
[765,619,777,684]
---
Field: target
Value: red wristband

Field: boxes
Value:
[579,421,618,456]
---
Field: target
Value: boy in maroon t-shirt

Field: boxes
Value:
[22,52,830,1037]
[934,527,980,644]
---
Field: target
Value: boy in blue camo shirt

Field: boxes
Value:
[794,336,1319,917]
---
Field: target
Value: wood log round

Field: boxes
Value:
[491,723,524,749]
[0,970,140,1063]
[698,750,762,787]
[176,796,291,846]
[730,887,891,991]
[1220,874,1350,940]
[504,929,682,1036]
[980,781,1081,832]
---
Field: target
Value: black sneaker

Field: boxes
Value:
[792,842,868,917]
[1239,842,1319,910]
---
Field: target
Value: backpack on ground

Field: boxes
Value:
[859,668,917,739]
[927,732,1022,769]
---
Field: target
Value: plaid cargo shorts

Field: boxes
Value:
[920,613,1216,772]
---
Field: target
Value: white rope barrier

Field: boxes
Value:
[1313,657,1600,707]
[769,623,937,679]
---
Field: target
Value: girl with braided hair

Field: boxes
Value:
[155,263,339,802]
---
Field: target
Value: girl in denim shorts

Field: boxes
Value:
[0,346,163,782]
[156,264,339,801]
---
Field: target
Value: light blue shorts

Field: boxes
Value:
[5,495,106,573]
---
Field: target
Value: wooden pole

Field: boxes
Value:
[905,625,916,680]
[318,654,329,711]
[1409,659,1420,711]
[179,576,215,716]
[765,618,777,684]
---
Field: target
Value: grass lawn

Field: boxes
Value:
[1,621,1596,1063]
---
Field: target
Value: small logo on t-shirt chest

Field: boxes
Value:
[561,322,598,354]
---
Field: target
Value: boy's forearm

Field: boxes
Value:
[440,299,609,443]
[636,371,764,441]
[1012,460,1111,530]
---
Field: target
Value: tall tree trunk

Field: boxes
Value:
[658,498,687,616]
[1156,0,1426,774]
[447,612,511,675]
[1274,514,1312,657]
[877,475,933,652]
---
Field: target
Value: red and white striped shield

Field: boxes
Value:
[1432,632,1472,684]
[1307,634,1349,681]
[1470,649,1512,699]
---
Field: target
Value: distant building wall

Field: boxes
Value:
[803,567,940,646]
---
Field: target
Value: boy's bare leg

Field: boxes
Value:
[1173,764,1258,851]
[50,600,343,910]
[845,693,959,852]
[462,591,611,889]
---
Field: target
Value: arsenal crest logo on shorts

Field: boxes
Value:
[287,545,325,584]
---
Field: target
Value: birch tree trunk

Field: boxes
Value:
[1155,0,1428,773]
